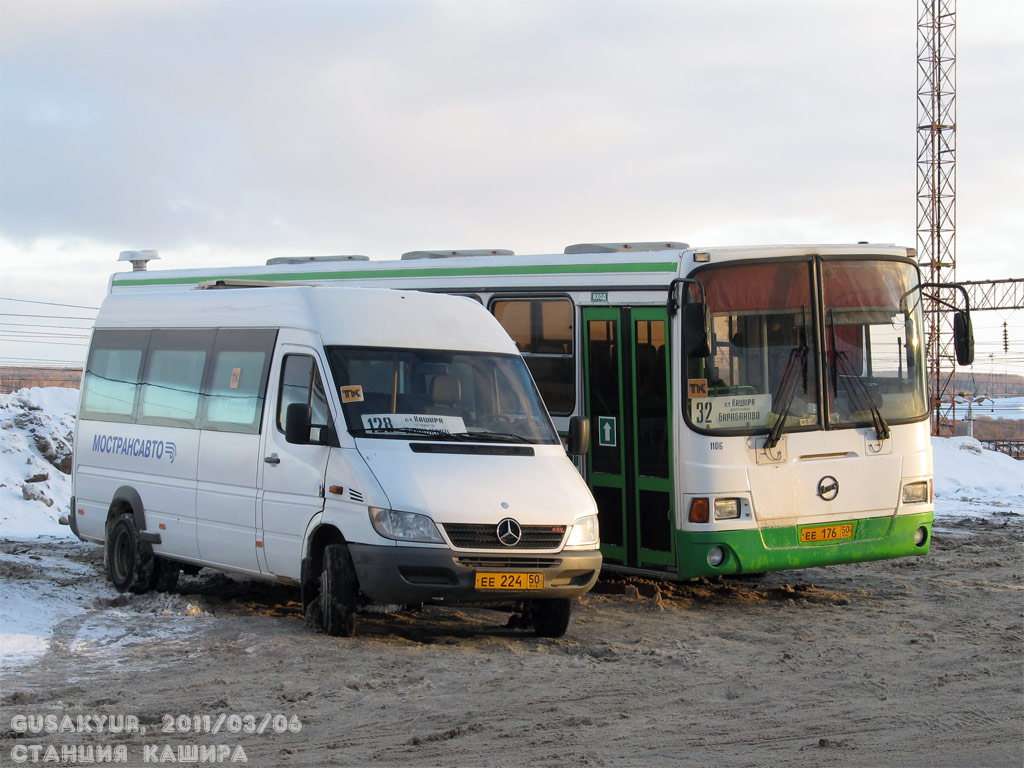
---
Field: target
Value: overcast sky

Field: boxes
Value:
[1,0,1022,370]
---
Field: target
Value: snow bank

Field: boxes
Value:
[0,387,79,539]
[931,435,1024,519]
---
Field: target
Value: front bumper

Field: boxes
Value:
[676,511,933,579]
[347,543,602,605]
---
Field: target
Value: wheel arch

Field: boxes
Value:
[106,486,155,556]
[300,522,346,610]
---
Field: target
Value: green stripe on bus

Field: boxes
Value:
[111,261,680,287]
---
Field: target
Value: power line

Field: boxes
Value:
[0,339,89,347]
[0,312,96,320]
[0,297,99,311]
[0,358,85,366]
[0,321,94,331]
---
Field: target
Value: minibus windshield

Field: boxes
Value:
[326,346,560,445]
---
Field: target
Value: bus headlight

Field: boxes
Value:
[713,498,741,520]
[369,507,444,543]
[566,514,599,547]
[902,480,930,504]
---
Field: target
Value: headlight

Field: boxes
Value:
[902,480,930,504]
[369,507,444,543]
[713,498,741,520]
[565,514,599,547]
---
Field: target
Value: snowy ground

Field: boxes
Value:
[1,388,1021,767]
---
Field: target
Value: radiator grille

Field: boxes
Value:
[454,556,562,569]
[441,523,566,550]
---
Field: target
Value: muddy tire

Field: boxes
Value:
[149,558,180,592]
[320,544,358,637]
[304,599,324,631]
[532,598,572,638]
[106,515,154,594]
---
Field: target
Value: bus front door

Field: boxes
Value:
[583,307,676,572]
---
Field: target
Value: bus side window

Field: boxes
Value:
[277,354,332,442]
[491,297,575,415]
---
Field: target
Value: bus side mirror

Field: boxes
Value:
[683,302,712,359]
[567,415,590,456]
[285,402,313,445]
[954,310,974,366]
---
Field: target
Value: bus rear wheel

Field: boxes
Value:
[106,515,154,594]
[320,544,358,637]
[531,598,572,638]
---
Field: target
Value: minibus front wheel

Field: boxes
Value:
[320,544,359,637]
[106,514,153,594]
[530,598,572,638]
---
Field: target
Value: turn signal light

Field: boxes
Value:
[689,497,710,523]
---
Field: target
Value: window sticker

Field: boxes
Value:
[688,379,708,398]
[360,413,467,434]
[341,385,364,403]
[230,368,242,389]
[690,393,772,429]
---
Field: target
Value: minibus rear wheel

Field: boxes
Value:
[320,544,358,637]
[149,558,180,592]
[531,598,572,638]
[107,514,154,594]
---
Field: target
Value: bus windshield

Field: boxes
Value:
[820,259,927,428]
[685,258,927,436]
[326,346,560,445]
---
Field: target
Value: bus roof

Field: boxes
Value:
[108,243,916,295]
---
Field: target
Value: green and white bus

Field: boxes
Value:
[109,242,972,580]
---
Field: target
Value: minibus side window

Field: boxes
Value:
[80,329,149,422]
[203,329,276,434]
[139,330,213,427]
[277,354,332,443]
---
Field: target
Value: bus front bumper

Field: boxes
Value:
[347,543,602,605]
[678,511,933,579]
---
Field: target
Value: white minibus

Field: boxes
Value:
[69,284,601,637]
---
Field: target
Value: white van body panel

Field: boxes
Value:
[196,429,261,574]
[75,420,202,561]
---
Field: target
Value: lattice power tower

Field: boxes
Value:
[917,0,958,434]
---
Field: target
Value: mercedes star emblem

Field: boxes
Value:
[496,517,522,547]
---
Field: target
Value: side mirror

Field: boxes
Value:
[285,402,312,445]
[683,302,712,359]
[567,415,591,456]
[954,310,974,366]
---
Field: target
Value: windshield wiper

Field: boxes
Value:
[457,431,532,444]
[834,351,891,442]
[764,345,809,450]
